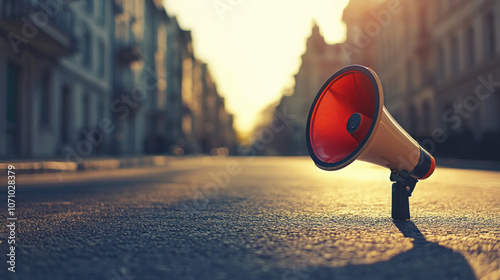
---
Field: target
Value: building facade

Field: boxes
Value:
[198,63,236,154]
[112,0,170,155]
[364,0,500,159]
[0,0,237,159]
[262,0,500,160]
[0,0,118,158]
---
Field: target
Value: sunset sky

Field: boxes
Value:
[163,0,351,138]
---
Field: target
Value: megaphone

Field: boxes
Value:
[306,65,435,220]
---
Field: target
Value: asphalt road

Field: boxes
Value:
[0,157,499,280]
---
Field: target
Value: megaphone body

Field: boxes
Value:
[306,65,435,179]
[306,65,435,219]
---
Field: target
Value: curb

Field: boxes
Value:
[0,156,171,175]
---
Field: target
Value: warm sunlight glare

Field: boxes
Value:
[164,0,351,138]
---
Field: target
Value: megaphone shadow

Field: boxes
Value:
[328,221,477,280]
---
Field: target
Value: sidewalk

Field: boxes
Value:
[436,158,500,171]
[0,155,172,174]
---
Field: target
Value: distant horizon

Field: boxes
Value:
[163,0,351,139]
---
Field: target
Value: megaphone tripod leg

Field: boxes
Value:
[390,171,418,220]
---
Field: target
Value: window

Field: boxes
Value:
[420,56,428,85]
[97,39,105,76]
[465,26,475,68]
[6,62,21,154]
[40,72,51,125]
[86,0,94,15]
[98,1,105,25]
[6,62,20,125]
[407,62,413,91]
[81,26,92,69]
[450,36,459,76]
[483,12,496,59]
[83,93,90,128]
[437,45,446,80]
[98,99,104,122]
[61,86,71,144]
[423,100,431,131]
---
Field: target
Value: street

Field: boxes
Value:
[0,157,499,280]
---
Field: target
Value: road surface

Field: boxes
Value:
[0,157,499,280]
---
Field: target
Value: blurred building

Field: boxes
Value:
[0,0,236,159]
[262,23,345,155]
[162,16,182,154]
[198,63,236,154]
[113,0,164,155]
[261,0,500,160]
[113,0,198,156]
[0,0,117,158]
[341,0,383,68]
[180,32,198,154]
[216,96,237,154]
[355,0,500,159]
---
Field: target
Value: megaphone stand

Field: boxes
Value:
[390,170,418,220]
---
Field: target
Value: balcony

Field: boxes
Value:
[116,40,142,65]
[116,27,142,65]
[113,0,123,14]
[0,0,76,57]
